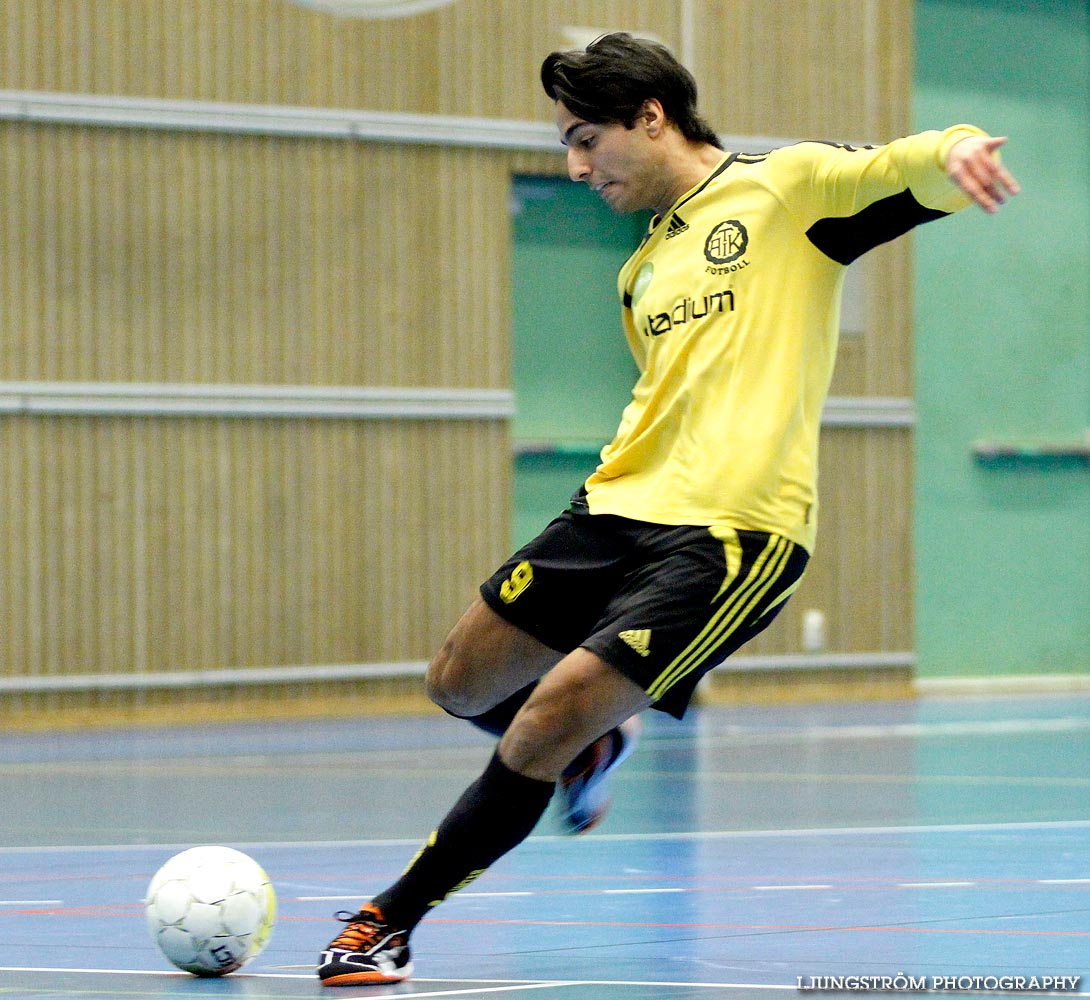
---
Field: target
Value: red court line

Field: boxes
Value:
[239,870,1090,888]
[0,904,143,917]
[282,915,1090,939]
[0,871,144,884]
[430,918,1090,938]
[15,869,1079,892]
[8,906,1089,938]
[7,871,1090,893]
[288,882,1090,895]
[268,870,1028,881]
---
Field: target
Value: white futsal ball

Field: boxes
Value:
[144,846,276,976]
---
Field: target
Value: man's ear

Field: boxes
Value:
[640,99,668,138]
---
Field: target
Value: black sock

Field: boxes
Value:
[370,750,554,931]
[447,681,538,737]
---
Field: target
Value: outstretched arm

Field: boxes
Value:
[945,135,1021,214]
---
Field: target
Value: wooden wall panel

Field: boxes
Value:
[1,123,510,388]
[2,0,679,114]
[0,415,507,678]
[1,1,914,131]
[1,1,436,110]
[740,429,915,658]
[690,0,913,142]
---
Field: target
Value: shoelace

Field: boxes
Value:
[328,909,388,951]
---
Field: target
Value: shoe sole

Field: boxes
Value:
[320,963,413,987]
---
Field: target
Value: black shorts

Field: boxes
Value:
[479,510,809,719]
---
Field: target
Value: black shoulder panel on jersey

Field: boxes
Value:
[806,188,950,265]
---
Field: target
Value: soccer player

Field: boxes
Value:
[317,32,1020,986]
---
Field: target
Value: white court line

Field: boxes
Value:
[0,970,578,998]
[460,892,536,898]
[0,968,195,977]
[6,817,1090,855]
[379,981,780,990]
[298,894,536,902]
[681,716,1090,745]
[0,899,62,905]
[751,884,833,891]
[601,887,685,895]
[502,982,1090,998]
[4,970,1087,997]
[310,983,581,998]
[409,982,796,993]
[898,881,977,888]
[544,817,1090,843]
[291,878,1090,903]
[0,968,800,993]
[297,894,362,901]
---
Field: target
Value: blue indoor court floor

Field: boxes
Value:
[2,691,1090,999]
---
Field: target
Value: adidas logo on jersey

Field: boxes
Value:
[665,213,689,239]
[619,629,652,657]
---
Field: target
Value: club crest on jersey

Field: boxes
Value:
[704,219,751,274]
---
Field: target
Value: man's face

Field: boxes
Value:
[556,101,664,215]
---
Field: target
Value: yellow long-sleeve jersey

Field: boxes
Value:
[580,125,984,553]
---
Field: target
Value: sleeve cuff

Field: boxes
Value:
[936,124,990,170]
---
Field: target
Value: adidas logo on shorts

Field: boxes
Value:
[619,629,651,657]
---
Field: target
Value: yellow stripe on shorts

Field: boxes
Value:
[646,533,794,701]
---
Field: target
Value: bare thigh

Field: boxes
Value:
[425,597,563,717]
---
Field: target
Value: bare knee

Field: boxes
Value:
[425,635,482,716]
[424,598,559,717]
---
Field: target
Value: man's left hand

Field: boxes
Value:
[946,135,1021,214]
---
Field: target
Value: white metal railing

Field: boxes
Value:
[0,384,909,426]
[0,652,914,694]
[0,661,429,693]
[0,381,514,420]
[821,396,916,427]
[0,89,794,154]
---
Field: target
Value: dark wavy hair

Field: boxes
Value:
[541,32,722,149]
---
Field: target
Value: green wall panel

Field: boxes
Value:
[914,0,1090,677]
[510,176,642,548]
